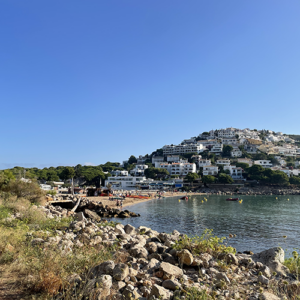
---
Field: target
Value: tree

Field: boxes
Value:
[60,167,76,194]
[218,173,234,184]
[185,173,199,183]
[144,168,169,180]
[270,171,289,186]
[235,163,249,170]
[128,155,137,164]
[223,145,233,157]
[289,176,300,185]
[202,175,216,184]
[247,165,264,176]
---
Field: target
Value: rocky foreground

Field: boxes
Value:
[11,199,295,300]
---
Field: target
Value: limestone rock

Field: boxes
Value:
[129,245,148,259]
[258,274,269,285]
[90,260,115,277]
[149,284,172,299]
[113,263,129,281]
[252,247,289,276]
[162,279,181,290]
[177,249,193,266]
[84,209,101,222]
[159,262,183,279]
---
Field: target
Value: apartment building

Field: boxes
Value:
[203,166,218,176]
[163,144,205,155]
[224,166,244,179]
[152,156,164,164]
[105,176,147,189]
[216,159,231,166]
[130,164,148,176]
[157,162,196,176]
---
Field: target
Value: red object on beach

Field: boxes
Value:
[226,198,239,201]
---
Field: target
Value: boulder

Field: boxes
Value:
[177,249,193,266]
[31,238,45,246]
[149,284,172,299]
[146,242,158,254]
[162,279,181,290]
[90,260,115,277]
[159,262,183,279]
[258,274,269,285]
[225,253,239,265]
[124,224,136,235]
[129,245,148,259]
[113,263,129,281]
[84,209,101,222]
[252,247,289,276]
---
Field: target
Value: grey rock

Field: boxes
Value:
[162,279,181,290]
[90,260,115,277]
[149,284,172,299]
[258,274,269,285]
[113,263,129,281]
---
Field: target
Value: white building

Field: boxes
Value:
[231,148,242,157]
[157,162,196,176]
[295,161,300,168]
[254,160,273,168]
[137,155,147,165]
[167,155,180,163]
[224,166,244,180]
[152,156,164,164]
[40,184,52,191]
[130,165,149,176]
[203,166,218,176]
[181,137,196,144]
[111,170,129,177]
[163,144,205,155]
[210,143,223,154]
[216,159,231,166]
[105,176,148,189]
[198,159,211,168]
[221,138,238,145]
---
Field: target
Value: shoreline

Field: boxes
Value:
[85,192,207,209]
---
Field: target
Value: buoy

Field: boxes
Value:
[288,199,289,201]
[201,200,204,203]
[178,200,181,202]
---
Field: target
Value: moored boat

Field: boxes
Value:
[226,198,239,201]
[180,196,188,200]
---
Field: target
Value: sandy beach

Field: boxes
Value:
[87,191,206,209]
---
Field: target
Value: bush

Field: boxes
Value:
[1,180,45,203]
[173,229,236,257]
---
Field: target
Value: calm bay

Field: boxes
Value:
[114,195,300,256]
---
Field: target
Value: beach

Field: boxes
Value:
[86,191,206,209]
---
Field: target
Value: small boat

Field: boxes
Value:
[226,198,239,201]
[180,196,188,200]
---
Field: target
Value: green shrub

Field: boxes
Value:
[173,229,236,257]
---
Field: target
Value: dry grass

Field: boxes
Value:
[0,196,123,299]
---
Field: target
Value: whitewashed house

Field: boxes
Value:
[231,147,242,157]
[111,170,129,177]
[198,159,211,168]
[130,165,148,176]
[224,166,244,180]
[216,159,231,166]
[167,155,180,163]
[237,158,253,167]
[105,176,147,189]
[210,143,223,154]
[254,160,273,168]
[203,166,219,176]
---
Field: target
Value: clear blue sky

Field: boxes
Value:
[1,0,300,169]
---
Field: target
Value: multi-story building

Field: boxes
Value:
[157,162,196,176]
[198,159,211,168]
[152,156,164,164]
[203,166,218,176]
[130,165,148,176]
[216,159,231,166]
[167,155,180,163]
[110,170,129,177]
[105,176,148,189]
[254,160,273,168]
[221,138,238,145]
[231,147,242,157]
[191,155,202,163]
[224,166,244,180]
[163,144,205,155]
[210,143,223,153]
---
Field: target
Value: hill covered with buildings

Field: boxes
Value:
[1,127,300,192]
